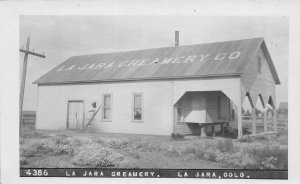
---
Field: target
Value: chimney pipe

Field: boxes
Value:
[175,31,179,47]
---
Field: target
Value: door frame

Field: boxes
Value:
[66,100,85,130]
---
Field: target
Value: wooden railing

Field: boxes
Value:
[242,114,288,135]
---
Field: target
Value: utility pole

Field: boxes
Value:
[19,36,45,131]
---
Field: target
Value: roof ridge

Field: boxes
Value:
[72,37,265,58]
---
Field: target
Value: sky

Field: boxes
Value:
[19,15,289,111]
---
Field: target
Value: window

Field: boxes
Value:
[133,93,143,121]
[102,94,112,121]
[257,56,262,73]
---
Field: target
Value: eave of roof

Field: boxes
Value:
[36,73,243,85]
[260,40,281,85]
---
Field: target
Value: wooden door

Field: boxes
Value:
[67,101,84,130]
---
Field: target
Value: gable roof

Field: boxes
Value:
[34,37,280,85]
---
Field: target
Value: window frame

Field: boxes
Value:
[132,92,144,122]
[102,93,112,122]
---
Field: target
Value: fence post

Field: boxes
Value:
[273,110,277,132]
[264,111,267,133]
[252,107,256,135]
[200,124,207,138]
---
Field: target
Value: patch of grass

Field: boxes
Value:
[159,137,287,169]
[20,140,41,157]
[237,137,252,143]
[31,156,75,168]
[216,139,234,152]
[116,159,138,168]
[71,136,93,145]
[194,147,216,161]
[123,148,140,159]
[20,147,36,157]
[277,130,288,136]
[72,144,124,167]
[36,138,74,155]
[180,144,196,155]
[158,143,170,152]
[243,145,288,169]
[23,135,94,156]
[215,150,257,169]
[182,153,196,161]
[20,139,25,145]
[164,146,180,157]
[131,140,157,152]
[20,130,288,169]
[104,138,129,149]
[20,131,41,139]
[92,137,104,144]
[171,133,185,141]
[261,156,278,169]
[255,135,268,141]
[203,147,217,161]
[20,156,26,166]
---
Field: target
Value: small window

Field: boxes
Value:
[257,56,262,73]
[102,94,112,121]
[133,93,143,121]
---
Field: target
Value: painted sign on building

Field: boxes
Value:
[56,51,241,72]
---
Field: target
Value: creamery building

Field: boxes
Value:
[34,37,280,139]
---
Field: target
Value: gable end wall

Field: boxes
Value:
[241,47,276,107]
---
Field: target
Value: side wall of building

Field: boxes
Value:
[36,81,174,135]
[241,47,276,107]
[36,77,241,135]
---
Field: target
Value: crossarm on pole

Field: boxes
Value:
[19,49,46,58]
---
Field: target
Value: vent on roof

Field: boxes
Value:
[257,55,262,73]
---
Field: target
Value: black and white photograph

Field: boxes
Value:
[17,15,288,178]
[1,0,300,183]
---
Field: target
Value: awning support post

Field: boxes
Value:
[211,124,215,137]
[252,107,256,135]
[221,123,224,136]
[264,111,267,133]
[273,110,277,132]
[200,124,207,138]
[237,106,243,139]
